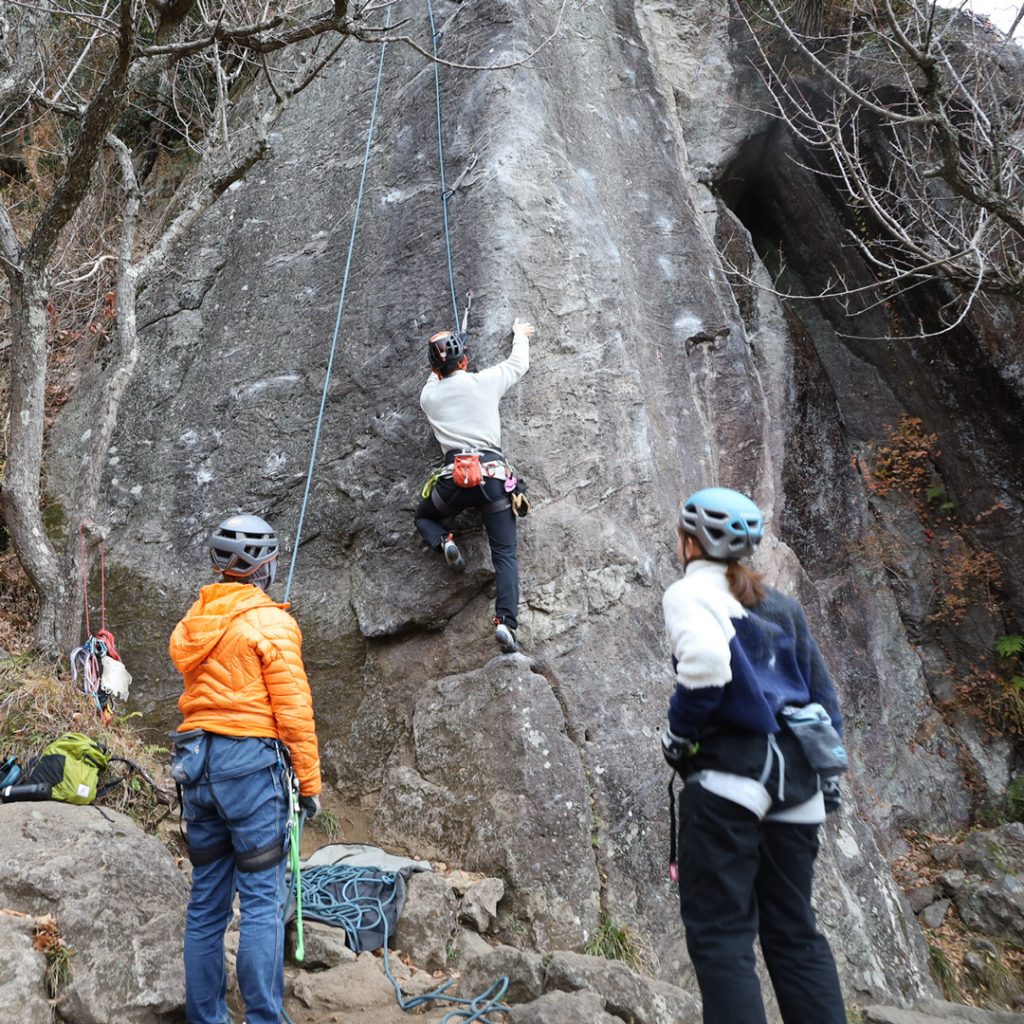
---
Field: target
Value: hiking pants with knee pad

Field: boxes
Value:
[414,472,519,629]
[182,736,289,1024]
[674,732,846,1024]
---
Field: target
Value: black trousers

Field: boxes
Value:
[676,783,846,1024]
[414,475,519,629]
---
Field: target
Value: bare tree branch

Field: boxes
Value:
[0,4,47,107]
[24,0,133,273]
[732,0,1024,328]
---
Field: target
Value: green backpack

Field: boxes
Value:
[26,733,112,805]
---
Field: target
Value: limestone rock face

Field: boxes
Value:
[374,656,599,949]
[47,0,1024,1011]
[0,803,187,1024]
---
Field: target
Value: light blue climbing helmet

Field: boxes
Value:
[678,487,764,561]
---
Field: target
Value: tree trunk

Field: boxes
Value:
[0,272,70,653]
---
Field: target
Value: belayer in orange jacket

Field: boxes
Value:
[169,513,321,1024]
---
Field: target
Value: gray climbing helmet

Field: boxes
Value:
[209,514,279,584]
[678,487,764,561]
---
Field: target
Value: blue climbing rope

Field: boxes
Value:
[427,0,461,330]
[283,9,392,603]
[294,864,511,1023]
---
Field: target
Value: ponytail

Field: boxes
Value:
[682,528,767,607]
[726,562,766,608]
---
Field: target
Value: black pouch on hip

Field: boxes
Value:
[169,728,209,785]
[778,704,848,777]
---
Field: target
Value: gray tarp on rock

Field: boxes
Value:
[293,842,431,952]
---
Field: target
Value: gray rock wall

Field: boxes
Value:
[48,0,1024,1010]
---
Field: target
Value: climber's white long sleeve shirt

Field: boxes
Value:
[420,329,530,455]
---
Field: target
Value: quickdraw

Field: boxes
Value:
[421,466,445,499]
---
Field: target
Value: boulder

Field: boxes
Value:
[450,928,494,967]
[375,658,599,949]
[460,877,505,933]
[957,824,1024,879]
[542,949,701,1024]
[509,989,622,1023]
[391,870,457,971]
[919,900,952,929]
[290,951,396,1013]
[455,944,546,1005]
[865,1000,1024,1022]
[941,870,1024,943]
[0,911,53,1024]
[288,919,357,968]
[0,802,187,1024]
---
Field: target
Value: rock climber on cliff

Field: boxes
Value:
[660,487,848,1024]
[168,513,322,1024]
[414,317,535,654]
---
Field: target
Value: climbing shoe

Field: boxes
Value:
[442,535,465,574]
[495,622,519,654]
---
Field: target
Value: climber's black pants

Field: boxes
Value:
[676,782,846,1024]
[414,475,519,629]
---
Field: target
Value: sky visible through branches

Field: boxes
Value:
[941,0,1024,34]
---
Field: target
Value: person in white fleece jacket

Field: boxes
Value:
[414,317,534,653]
[661,487,847,1024]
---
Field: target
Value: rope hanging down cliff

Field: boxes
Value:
[427,0,462,331]
[282,9,392,603]
[284,0,469,600]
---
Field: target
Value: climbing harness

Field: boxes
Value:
[71,525,131,723]
[426,456,515,493]
[292,863,511,1023]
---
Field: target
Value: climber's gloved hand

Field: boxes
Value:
[299,794,321,821]
[822,777,842,815]
[661,726,698,772]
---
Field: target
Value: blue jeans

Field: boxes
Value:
[183,749,289,1024]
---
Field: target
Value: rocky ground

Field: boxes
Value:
[3,801,1024,1022]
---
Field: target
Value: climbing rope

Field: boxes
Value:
[284,1,470,599]
[283,8,392,603]
[292,864,511,1023]
[78,522,106,637]
[427,0,461,330]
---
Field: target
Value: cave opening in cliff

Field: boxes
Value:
[714,129,790,278]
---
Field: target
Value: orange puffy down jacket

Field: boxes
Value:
[169,582,321,796]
